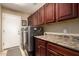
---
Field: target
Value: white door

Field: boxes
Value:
[2,13,21,49]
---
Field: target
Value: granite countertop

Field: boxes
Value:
[35,34,79,51]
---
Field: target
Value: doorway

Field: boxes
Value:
[2,13,21,50]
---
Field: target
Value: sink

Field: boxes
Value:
[72,36,79,42]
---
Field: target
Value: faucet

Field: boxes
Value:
[44,32,47,35]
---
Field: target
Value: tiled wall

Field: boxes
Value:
[43,18,79,34]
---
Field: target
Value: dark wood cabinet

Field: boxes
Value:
[35,37,79,56]
[28,3,78,26]
[35,44,40,55]
[38,6,45,25]
[47,42,79,56]
[56,3,78,21]
[47,49,61,56]
[32,12,38,26]
[35,38,46,56]
[44,3,55,23]
[39,45,46,56]
[28,16,32,26]
[35,45,46,56]
[28,12,38,26]
[30,15,35,26]
[78,4,79,17]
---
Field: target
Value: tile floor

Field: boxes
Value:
[0,46,27,56]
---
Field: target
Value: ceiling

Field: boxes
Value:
[1,3,45,15]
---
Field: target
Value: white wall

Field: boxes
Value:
[0,6,29,51]
[2,7,29,21]
[0,5,2,51]
[2,7,29,26]
[43,18,79,34]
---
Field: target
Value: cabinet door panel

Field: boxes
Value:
[28,16,32,26]
[35,38,46,56]
[47,49,61,56]
[36,46,40,56]
[37,39,46,46]
[32,15,35,26]
[31,15,34,26]
[36,45,46,56]
[38,6,45,25]
[40,45,46,56]
[47,42,79,56]
[78,4,79,17]
[32,12,38,26]
[45,3,55,23]
[56,3,78,21]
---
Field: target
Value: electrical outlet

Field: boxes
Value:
[63,29,67,34]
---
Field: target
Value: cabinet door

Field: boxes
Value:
[47,42,79,56]
[36,46,40,56]
[39,45,46,56]
[56,3,78,21]
[78,4,79,17]
[38,6,45,25]
[45,3,55,23]
[32,12,38,26]
[35,45,46,56]
[28,16,32,26]
[30,15,34,26]
[47,49,61,56]
[35,39,40,56]
[35,38,46,56]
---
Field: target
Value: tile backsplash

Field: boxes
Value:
[42,18,79,34]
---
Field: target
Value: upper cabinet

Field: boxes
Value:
[28,16,32,26]
[44,3,55,23]
[56,3,78,21]
[32,12,38,26]
[38,6,45,25]
[28,3,78,26]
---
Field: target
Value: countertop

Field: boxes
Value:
[35,34,79,51]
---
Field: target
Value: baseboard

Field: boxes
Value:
[19,47,26,56]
